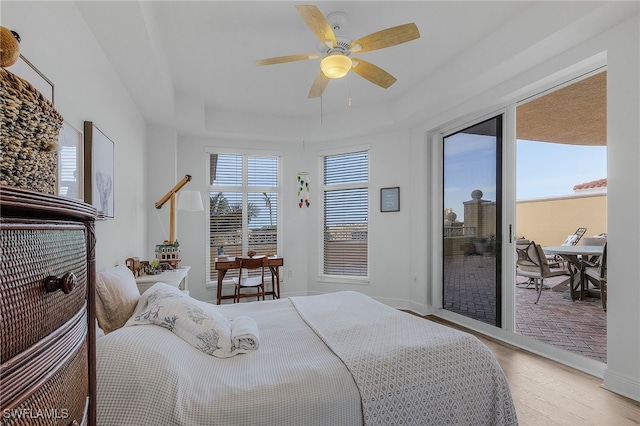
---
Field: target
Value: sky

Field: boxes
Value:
[444,135,607,222]
[516,140,607,199]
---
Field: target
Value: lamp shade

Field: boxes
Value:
[177,190,204,211]
[320,54,352,79]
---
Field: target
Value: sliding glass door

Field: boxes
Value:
[442,115,503,327]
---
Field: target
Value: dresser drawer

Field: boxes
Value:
[0,219,88,361]
[1,309,89,425]
[1,343,89,426]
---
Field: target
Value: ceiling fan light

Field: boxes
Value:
[320,54,352,79]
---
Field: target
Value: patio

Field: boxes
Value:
[443,255,607,363]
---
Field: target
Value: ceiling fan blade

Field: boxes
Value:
[296,5,337,48]
[349,23,420,53]
[308,72,330,98]
[351,58,397,89]
[254,54,319,66]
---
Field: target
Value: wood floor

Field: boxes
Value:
[425,316,640,425]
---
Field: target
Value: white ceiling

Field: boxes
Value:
[75,1,539,140]
[72,1,639,144]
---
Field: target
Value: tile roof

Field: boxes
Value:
[573,178,607,191]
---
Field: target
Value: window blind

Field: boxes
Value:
[322,151,369,277]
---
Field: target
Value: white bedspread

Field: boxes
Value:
[97,291,518,425]
[291,291,518,425]
[97,297,362,425]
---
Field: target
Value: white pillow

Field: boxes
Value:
[95,265,140,333]
[562,234,578,245]
[126,283,238,358]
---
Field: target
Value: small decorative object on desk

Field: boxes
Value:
[155,240,180,269]
[247,250,256,258]
[217,244,225,256]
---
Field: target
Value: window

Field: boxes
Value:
[208,152,280,282]
[321,150,369,278]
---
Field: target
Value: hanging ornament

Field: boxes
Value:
[297,172,310,208]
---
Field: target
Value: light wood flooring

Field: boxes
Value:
[425,316,640,425]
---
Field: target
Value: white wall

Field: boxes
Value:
[304,130,416,309]
[2,1,148,272]
[601,16,640,401]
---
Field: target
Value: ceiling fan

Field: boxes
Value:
[254,5,420,98]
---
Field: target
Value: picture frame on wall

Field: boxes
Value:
[84,121,114,219]
[58,121,83,200]
[8,54,54,104]
[380,187,400,212]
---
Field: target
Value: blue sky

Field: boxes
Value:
[516,140,607,199]
[444,135,607,221]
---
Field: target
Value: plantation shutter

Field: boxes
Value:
[247,156,279,255]
[209,153,280,281]
[322,151,369,277]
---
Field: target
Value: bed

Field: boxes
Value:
[96,284,518,425]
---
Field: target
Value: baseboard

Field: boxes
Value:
[603,368,640,402]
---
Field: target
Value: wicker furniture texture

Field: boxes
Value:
[0,68,63,195]
[0,185,97,425]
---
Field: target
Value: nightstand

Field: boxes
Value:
[135,266,190,295]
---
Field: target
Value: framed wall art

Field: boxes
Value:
[84,121,114,218]
[380,187,400,212]
[58,121,83,200]
[8,54,54,104]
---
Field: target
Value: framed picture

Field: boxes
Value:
[380,187,400,212]
[8,54,54,104]
[84,121,114,218]
[58,121,83,200]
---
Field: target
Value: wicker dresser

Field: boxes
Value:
[1,186,97,425]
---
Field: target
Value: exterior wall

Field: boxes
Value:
[516,194,607,246]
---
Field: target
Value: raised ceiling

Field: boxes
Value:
[75,1,534,136]
[70,2,632,142]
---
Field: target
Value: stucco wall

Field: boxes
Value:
[516,194,607,246]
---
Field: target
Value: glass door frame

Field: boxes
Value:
[428,107,517,334]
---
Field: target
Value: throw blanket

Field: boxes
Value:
[290,291,518,426]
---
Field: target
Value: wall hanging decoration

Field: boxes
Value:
[380,186,400,212]
[297,172,310,208]
[84,121,114,219]
[58,121,83,200]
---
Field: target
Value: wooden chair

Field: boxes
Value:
[580,243,607,311]
[233,257,266,303]
[516,240,567,304]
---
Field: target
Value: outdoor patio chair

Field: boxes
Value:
[516,239,568,304]
[580,242,607,311]
[546,227,588,268]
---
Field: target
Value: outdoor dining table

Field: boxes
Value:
[543,245,605,300]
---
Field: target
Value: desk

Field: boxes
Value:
[135,266,190,295]
[544,246,604,299]
[214,257,283,304]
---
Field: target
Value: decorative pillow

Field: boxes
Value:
[126,283,239,358]
[95,265,140,334]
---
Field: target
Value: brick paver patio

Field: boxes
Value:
[444,254,607,363]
